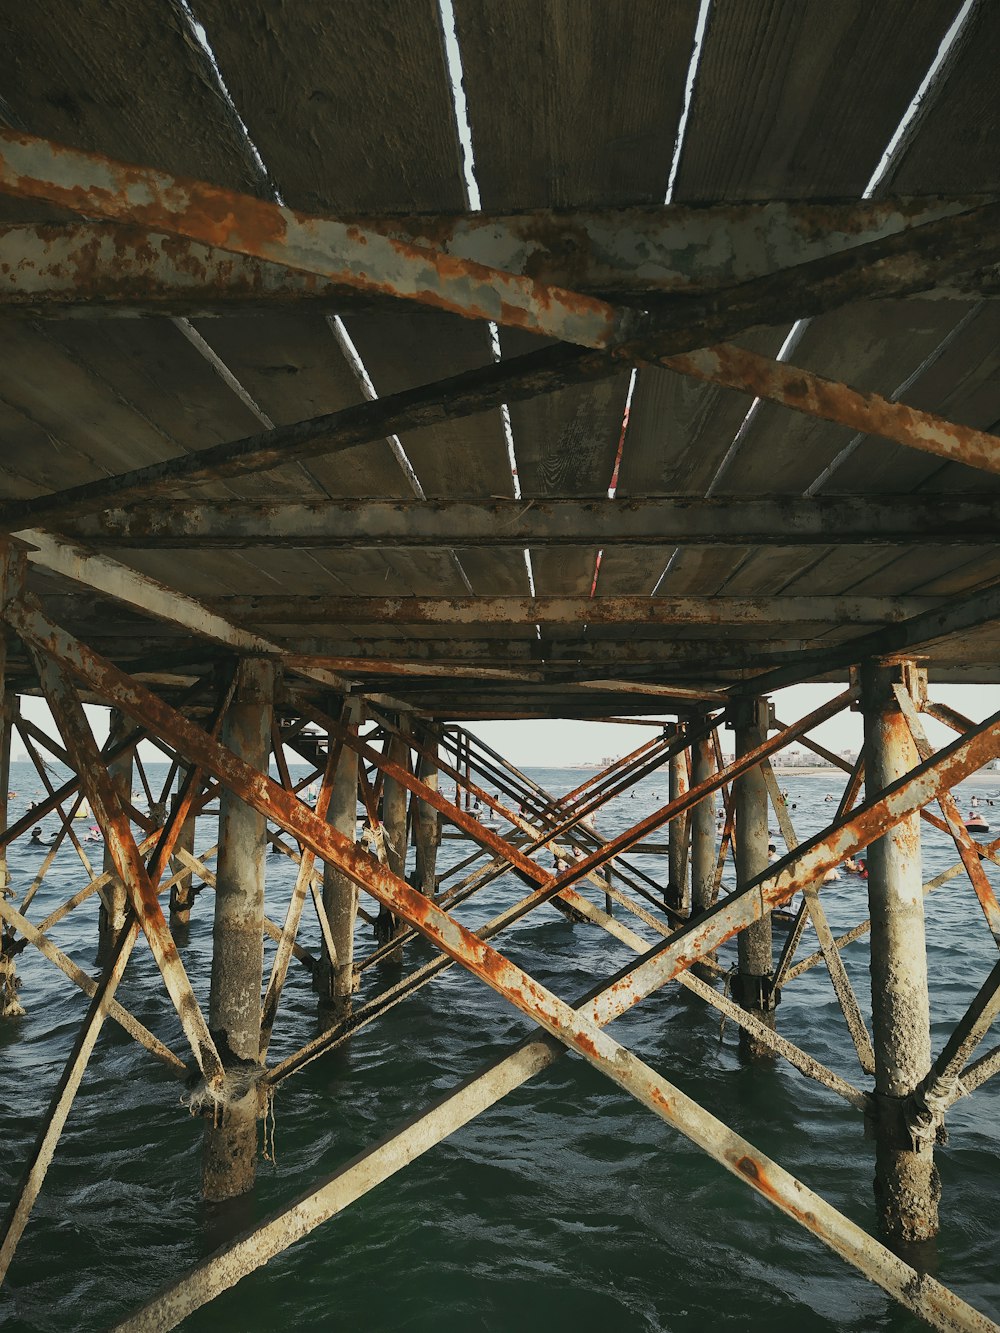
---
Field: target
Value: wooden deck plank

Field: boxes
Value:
[0,0,263,224]
[651,546,747,597]
[452,1,698,596]
[37,320,315,501]
[455,550,530,597]
[344,311,515,499]
[197,0,465,215]
[842,546,998,597]
[674,0,959,201]
[718,301,975,497]
[188,313,406,500]
[712,546,819,597]
[767,545,901,597]
[890,1,1000,194]
[830,304,1000,496]
[195,0,512,522]
[453,0,699,208]
[616,328,790,499]
[529,548,600,598]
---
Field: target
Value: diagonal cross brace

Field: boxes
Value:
[11,601,1000,1331]
[26,645,224,1087]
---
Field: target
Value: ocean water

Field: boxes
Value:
[1,759,999,1332]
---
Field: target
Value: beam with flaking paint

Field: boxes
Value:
[197,593,940,628]
[0,168,996,532]
[1,200,997,314]
[17,529,350,693]
[55,495,1000,548]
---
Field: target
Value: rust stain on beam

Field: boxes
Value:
[56,496,1000,549]
[3,199,998,314]
[0,131,633,351]
[668,345,1000,476]
[202,593,940,627]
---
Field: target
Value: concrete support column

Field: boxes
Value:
[414,729,439,897]
[97,710,133,966]
[733,697,776,1057]
[0,677,23,1018]
[203,659,273,1203]
[862,659,939,1243]
[690,724,717,919]
[319,704,360,1022]
[666,725,689,913]
[375,727,409,953]
[168,775,198,933]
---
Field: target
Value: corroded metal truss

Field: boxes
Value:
[0,120,999,1332]
[0,555,999,1327]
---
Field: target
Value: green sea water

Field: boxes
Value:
[1,761,999,1331]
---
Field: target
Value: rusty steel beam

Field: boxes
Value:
[58,633,818,668]
[0,223,365,315]
[736,575,1000,697]
[670,344,1000,477]
[205,593,937,627]
[4,134,997,352]
[18,530,350,693]
[0,131,632,351]
[0,136,997,534]
[3,201,998,315]
[55,495,1000,549]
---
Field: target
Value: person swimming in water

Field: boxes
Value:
[29,826,44,845]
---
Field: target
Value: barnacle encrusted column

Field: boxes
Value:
[862,659,939,1242]
[0,674,21,1018]
[168,769,199,932]
[319,701,360,1022]
[666,724,689,913]
[414,728,440,896]
[202,658,273,1202]
[733,696,777,1058]
[97,710,133,965]
[374,724,410,957]
[690,719,717,918]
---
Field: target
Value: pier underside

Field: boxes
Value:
[1,1,1000,1327]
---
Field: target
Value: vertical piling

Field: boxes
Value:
[0,676,22,1018]
[666,724,689,914]
[97,710,132,966]
[862,659,939,1243]
[203,659,273,1203]
[168,775,198,932]
[733,697,776,1057]
[319,704,360,1022]
[375,726,409,954]
[690,721,716,919]
[414,728,439,896]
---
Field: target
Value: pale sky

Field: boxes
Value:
[11,681,1000,772]
[471,681,1000,767]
